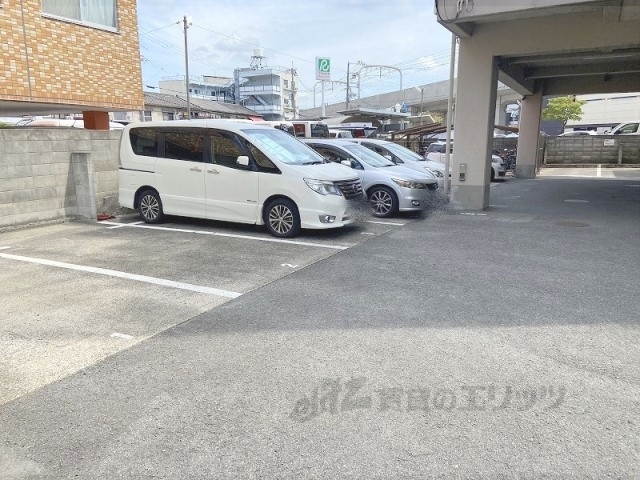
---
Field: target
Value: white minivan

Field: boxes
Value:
[118,120,363,238]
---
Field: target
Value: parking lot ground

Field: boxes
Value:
[0,209,425,406]
[1,173,638,478]
[538,165,640,179]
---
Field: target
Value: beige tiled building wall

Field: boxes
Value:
[0,0,143,111]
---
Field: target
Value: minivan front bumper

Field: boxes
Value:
[298,193,357,230]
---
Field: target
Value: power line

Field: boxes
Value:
[140,22,180,36]
[191,24,314,66]
[140,31,235,73]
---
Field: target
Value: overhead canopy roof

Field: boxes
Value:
[335,107,411,121]
[436,0,640,97]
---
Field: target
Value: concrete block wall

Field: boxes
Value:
[0,128,121,229]
[544,136,640,165]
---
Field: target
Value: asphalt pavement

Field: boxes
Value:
[1,169,639,479]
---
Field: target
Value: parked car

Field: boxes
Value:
[119,120,363,238]
[607,121,640,135]
[347,138,447,188]
[303,139,437,217]
[558,130,597,136]
[21,118,125,130]
[328,129,354,138]
[426,141,506,181]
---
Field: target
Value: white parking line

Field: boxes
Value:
[107,221,142,229]
[0,246,11,250]
[597,164,602,177]
[0,252,242,298]
[98,221,349,250]
[110,332,135,340]
[366,220,406,226]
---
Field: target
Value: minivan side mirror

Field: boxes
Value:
[236,155,250,167]
[340,160,352,168]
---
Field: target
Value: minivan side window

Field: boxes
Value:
[163,130,205,162]
[129,127,158,156]
[211,131,247,169]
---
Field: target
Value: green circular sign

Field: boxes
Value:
[318,58,330,72]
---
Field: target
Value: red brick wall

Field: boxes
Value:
[0,0,143,111]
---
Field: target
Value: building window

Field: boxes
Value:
[140,110,152,122]
[42,0,117,30]
[162,112,175,121]
[283,80,289,88]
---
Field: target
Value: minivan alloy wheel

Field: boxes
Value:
[269,204,294,234]
[141,195,159,220]
[138,189,164,224]
[265,198,301,238]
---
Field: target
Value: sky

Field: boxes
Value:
[136,0,455,110]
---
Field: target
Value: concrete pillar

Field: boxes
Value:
[515,92,543,179]
[450,42,498,210]
[82,111,110,130]
[70,153,97,221]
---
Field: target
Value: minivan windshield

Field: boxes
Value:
[243,128,326,165]
[341,143,396,167]
[382,142,425,162]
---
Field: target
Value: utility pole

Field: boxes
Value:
[346,62,350,110]
[290,65,297,119]
[183,15,192,120]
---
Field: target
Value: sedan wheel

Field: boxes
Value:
[265,199,301,238]
[369,187,398,218]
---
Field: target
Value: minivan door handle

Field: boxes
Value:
[207,169,220,174]
[190,167,202,172]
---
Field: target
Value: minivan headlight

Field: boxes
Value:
[392,178,427,189]
[304,178,342,196]
[429,169,444,178]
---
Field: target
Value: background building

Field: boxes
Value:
[130,92,261,123]
[159,75,235,103]
[0,0,143,129]
[234,49,299,120]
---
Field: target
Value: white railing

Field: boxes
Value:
[240,85,281,94]
[250,105,282,113]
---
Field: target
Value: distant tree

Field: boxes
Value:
[542,96,586,128]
